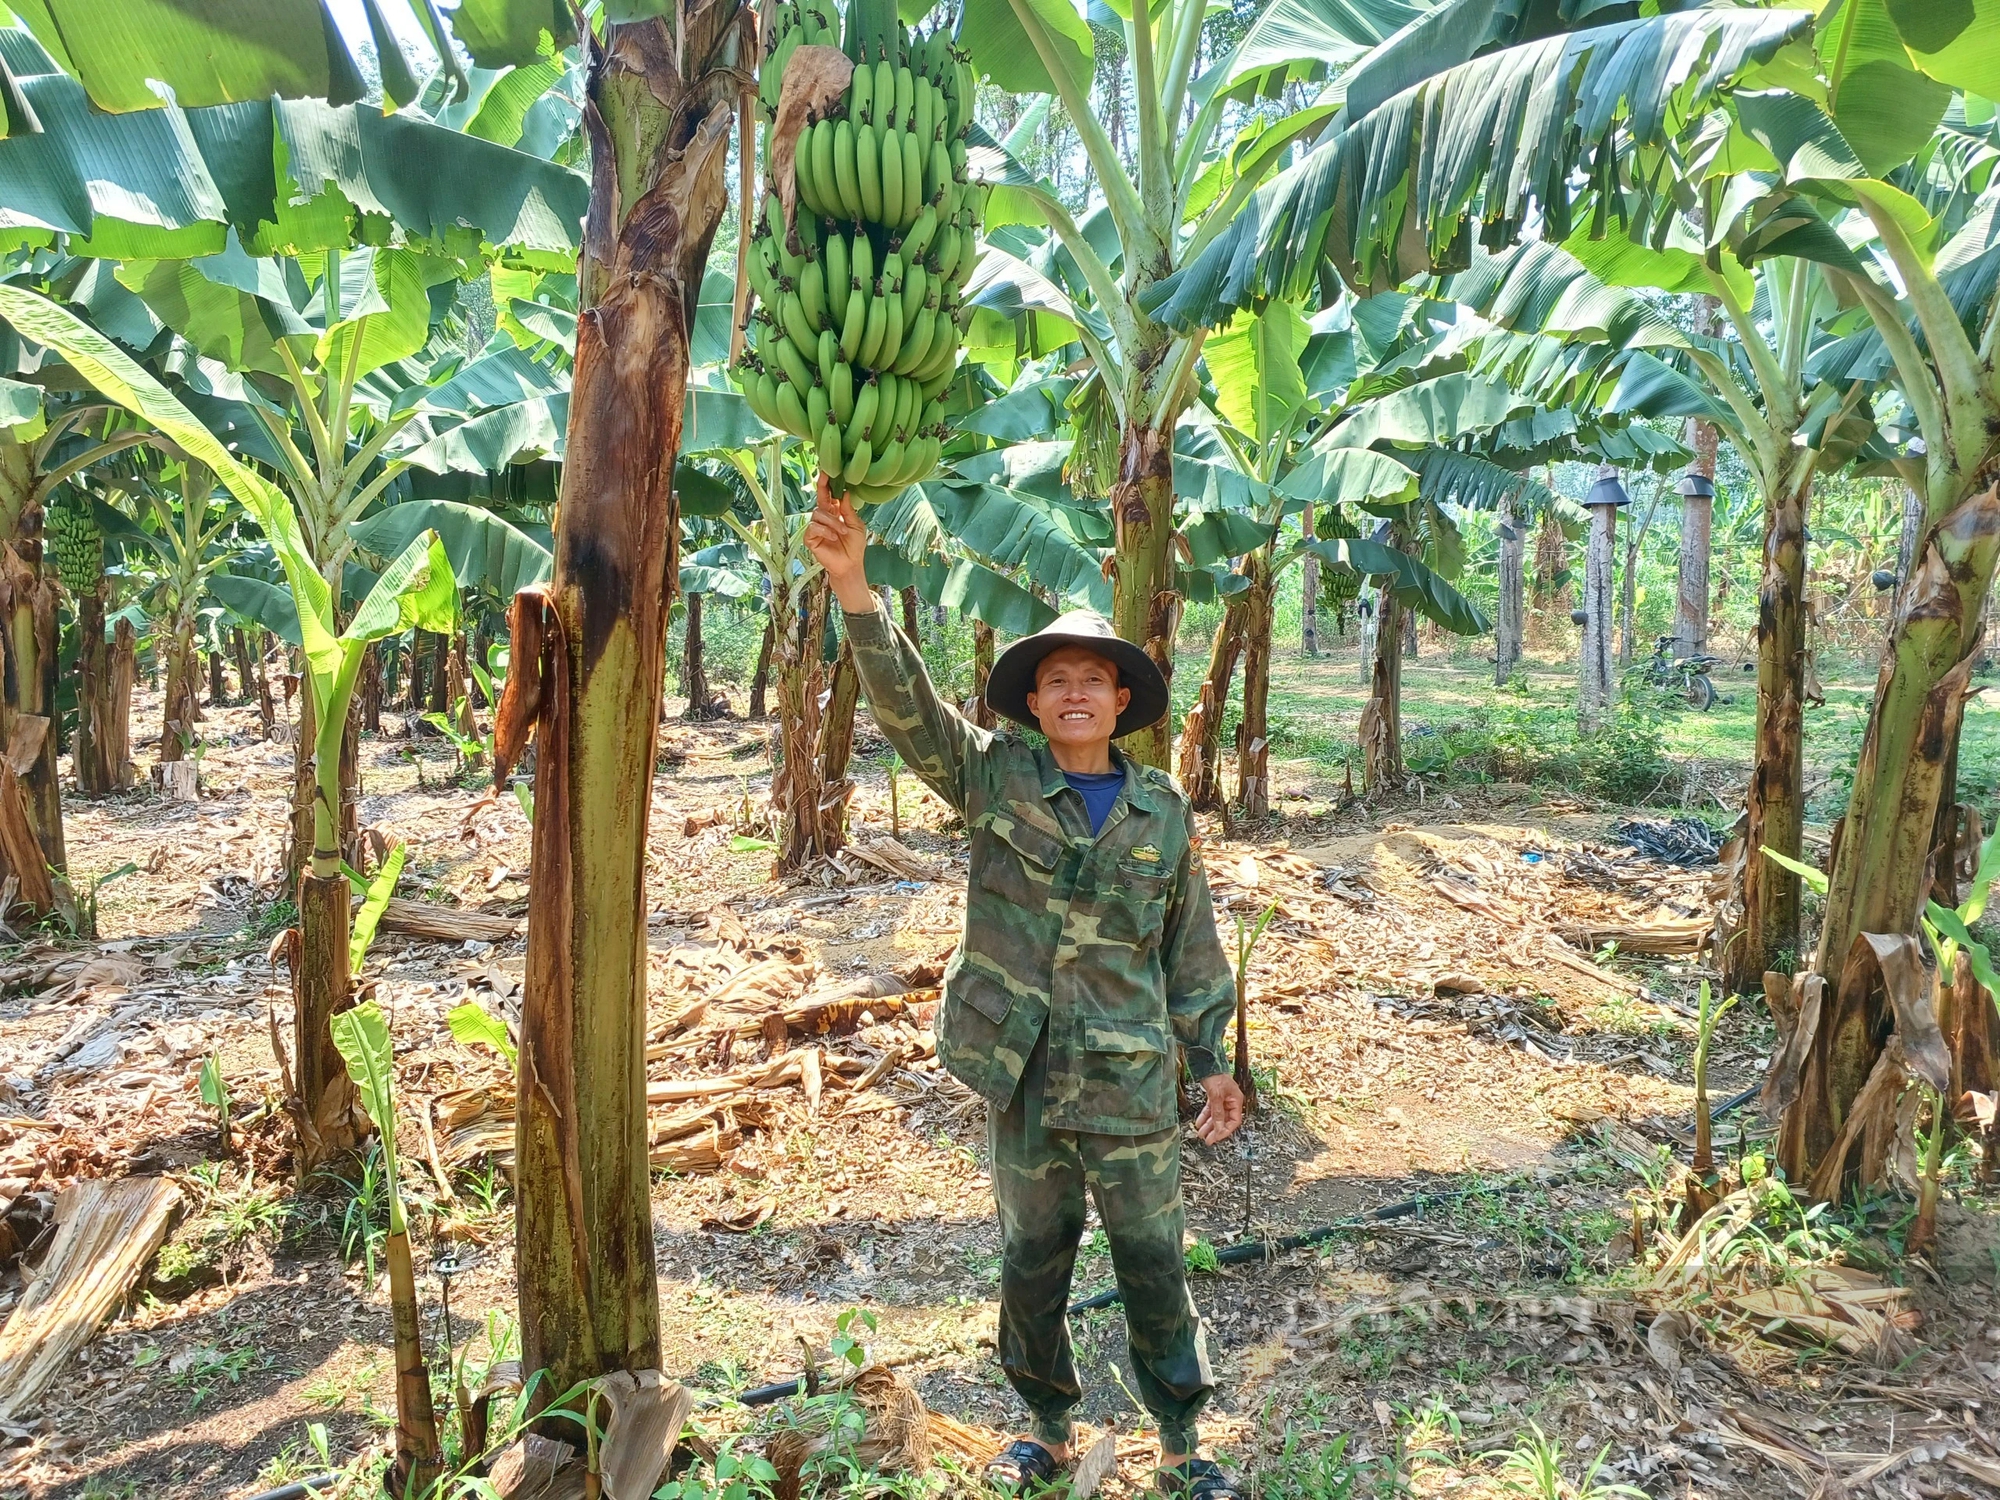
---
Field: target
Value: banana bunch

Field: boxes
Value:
[734,16,985,504]
[47,492,102,597]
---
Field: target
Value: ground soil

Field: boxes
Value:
[2,654,1997,1500]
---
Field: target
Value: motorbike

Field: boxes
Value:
[1646,635,1722,710]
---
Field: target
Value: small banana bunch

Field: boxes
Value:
[47,492,102,597]
[735,13,984,505]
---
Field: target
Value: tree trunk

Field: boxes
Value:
[1175,591,1245,811]
[1300,502,1320,658]
[1675,422,1719,656]
[75,588,114,794]
[898,585,920,644]
[970,618,997,729]
[1531,504,1569,651]
[158,621,201,764]
[774,574,833,868]
[406,631,428,710]
[291,867,358,1168]
[1782,483,2000,1197]
[1361,584,1404,791]
[748,614,774,719]
[816,639,859,849]
[1358,590,1377,686]
[680,590,715,719]
[360,643,383,734]
[107,617,136,788]
[1618,531,1640,669]
[1726,476,1810,991]
[506,0,746,1405]
[1234,554,1274,819]
[0,541,64,872]
[1495,489,1525,685]
[1108,423,1179,768]
[208,648,227,707]
[1402,606,1418,659]
[1578,500,1617,735]
[427,630,451,713]
[450,633,480,772]
[252,630,275,741]
[230,628,254,709]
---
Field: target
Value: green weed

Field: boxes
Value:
[1486,1423,1645,1499]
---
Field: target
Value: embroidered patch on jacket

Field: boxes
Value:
[1130,845,1162,863]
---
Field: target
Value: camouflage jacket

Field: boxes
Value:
[844,607,1235,1134]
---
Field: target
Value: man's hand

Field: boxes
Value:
[803,476,877,615]
[1192,1074,1244,1144]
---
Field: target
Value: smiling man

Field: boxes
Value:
[806,488,1246,1499]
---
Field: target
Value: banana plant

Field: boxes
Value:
[329,999,442,1495]
[86,451,245,769]
[0,283,458,1177]
[1448,231,1878,990]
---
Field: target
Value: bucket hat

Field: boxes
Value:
[983,609,1169,738]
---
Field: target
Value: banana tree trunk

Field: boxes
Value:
[107,617,136,788]
[1175,590,1245,811]
[0,544,62,872]
[75,587,114,795]
[1726,476,1809,992]
[158,619,201,764]
[208,648,226,707]
[681,590,715,719]
[405,632,428,710]
[748,614,774,719]
[506,0,746,1404]
[1362,584,1405,792]
[816,639,859,849]
[360,643,383,734]
[427,630,451,713]
[231,627,254,709]
[1109,422,1178,768]
[1300,502,1320,658]
[252,631,275,741]
[774,574,833,869]
[1495,490,1525,685]
[899,585,921,644]
[970,617,997,729]
[1783,484,2000,1194]
[1234,553,1274,819]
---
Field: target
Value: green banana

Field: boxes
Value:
[930,222,959,282]
[810,118,839,220]
[839,283,867,361]
[850,52,874,125]
[866,438,904,485]
[795,210,822,253]
[904,203,938,263]
[950,137,968,181]
[775,379,810,437]
[817,326,840,385]
[799,258,827,331]
[894,305,934,376]
[879,123,904,228]
[913,75,934,149]
[928,138,950,204]
[873,55,895,132]
[850,377,881,442]
[857,283,889,368]
[772,333,813,396]
[830,360,854,424]
[900,260,927,327]
[880,248,904,295]
[918,368,953,403]
[843,435,873,484]
[851,231,874,291]
[833,118,862,219]
[901,132,925,229]
[873,372,900,442]
[779,290,815,357]
[807,382,829,436]
[877,291,904,376]
[892,370,918,439]
[894,65,914,133]
[823,231,848,307]
[753,371,783,429]
[769,200,805,276]
[820,418,845,473]
[856,117,883,222]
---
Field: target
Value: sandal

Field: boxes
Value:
[1155,1457,1244,1499]
[985,1439,1067,1492]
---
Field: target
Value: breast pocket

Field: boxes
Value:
[974,818,1064,911]
[1097,860,1172,948]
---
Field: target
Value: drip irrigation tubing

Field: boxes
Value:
[241,1476,339,1500]
[1067,1083,1761,1315]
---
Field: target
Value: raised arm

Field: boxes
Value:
[804,482,988,814]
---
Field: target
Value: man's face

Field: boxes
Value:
[1026,645,1129,750]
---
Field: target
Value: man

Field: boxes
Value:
[806,489,1247,1499]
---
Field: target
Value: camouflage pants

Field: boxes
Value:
[987,1027,1214,1455]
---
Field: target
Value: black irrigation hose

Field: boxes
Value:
[1066,1083,1766,1315]
[240,1475,340,1500]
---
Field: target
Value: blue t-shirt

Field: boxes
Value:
[1064,769,1125,836]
